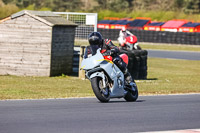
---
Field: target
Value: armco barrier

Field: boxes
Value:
[98,28,200,45]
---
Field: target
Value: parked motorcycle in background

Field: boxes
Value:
[80,47,138,103]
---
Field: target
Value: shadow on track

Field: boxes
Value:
[96,99,146,103]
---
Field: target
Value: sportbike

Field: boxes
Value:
[80,47,138,102]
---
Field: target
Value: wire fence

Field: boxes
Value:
[54,12,98,42]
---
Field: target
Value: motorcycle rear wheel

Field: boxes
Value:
[124,81,138,102]
[91,77,110,103]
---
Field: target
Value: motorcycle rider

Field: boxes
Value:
[88,32,134,89]
[118,27,140,50]
[118,27,133,46]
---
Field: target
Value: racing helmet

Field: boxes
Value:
[88,32,103,55]
[121,27,126,32]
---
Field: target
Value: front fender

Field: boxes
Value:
[89,71,106,88]
[90,72,105,79]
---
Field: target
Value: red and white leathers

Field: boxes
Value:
[100,39,133,84]
[117,28,140,50]
[118,28,133,46]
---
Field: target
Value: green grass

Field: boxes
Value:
[139,43,200,52]
[0,58,200,100]
[137,58,200,95]
[0,75,93,100]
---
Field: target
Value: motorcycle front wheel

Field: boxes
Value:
[124,81,138,102]
[91,77,110,103]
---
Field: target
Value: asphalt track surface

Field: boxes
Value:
[147,50,200,60]
[0,94,200,133]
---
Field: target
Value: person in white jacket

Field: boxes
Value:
[118,27,141,50]
[118,27,133,46]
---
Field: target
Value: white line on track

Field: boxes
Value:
[139,129,200,133]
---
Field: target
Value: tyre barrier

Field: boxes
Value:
[73,47,80,76]
[120,48,148,80]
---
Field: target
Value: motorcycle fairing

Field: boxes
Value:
[81,48,126,98]
[81,49,104,70]
[98,62,125,98]
[85,60,126,98]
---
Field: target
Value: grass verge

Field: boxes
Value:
[0,58,199,100]
[0,75,92,100]
[139,42,200,52]
[138,58,200,95]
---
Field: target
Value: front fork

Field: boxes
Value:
[89,71,107,88]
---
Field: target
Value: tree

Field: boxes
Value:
[109,0,129,11]
[126,0,133,9]
[174,0,185,9]
[2,0,13,4]
[15,0,30,8]
[94,0,108,10]
[0,0,5,6]
[132,0,175,11]
[94,0,130,11]
[52,0,83,12]
[0,0,19,19]
[132,0,152,10]
[185,0,200,13]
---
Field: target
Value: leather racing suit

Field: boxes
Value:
[100,39,133,84]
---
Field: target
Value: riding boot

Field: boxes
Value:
[123,68,132,84]
[124,69,136,91]
[113,56,134,89]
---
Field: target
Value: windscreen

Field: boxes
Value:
[90,45,99,55]
[84,46,99,59]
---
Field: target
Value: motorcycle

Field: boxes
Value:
[80,47,138,102]
[119,35,141,50]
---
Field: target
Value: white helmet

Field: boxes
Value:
[121,27,126,32]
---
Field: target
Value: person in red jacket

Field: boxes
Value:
[88,32,133,86]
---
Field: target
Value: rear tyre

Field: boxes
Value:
[91,77,110,103]
[124,81,138,102]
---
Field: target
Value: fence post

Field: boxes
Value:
[79,46,86,79]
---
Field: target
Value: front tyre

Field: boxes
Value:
[91,77,110,103]
[124,81,138,102]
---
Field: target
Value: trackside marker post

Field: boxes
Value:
[79,46,86,79]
